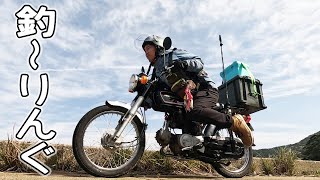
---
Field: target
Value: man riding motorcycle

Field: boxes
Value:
[142,35,253,147]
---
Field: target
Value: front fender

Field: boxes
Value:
[105,100,144,124]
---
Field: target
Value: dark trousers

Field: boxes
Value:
[187,87,232,131]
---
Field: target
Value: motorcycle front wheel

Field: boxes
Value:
[72,105,145,177]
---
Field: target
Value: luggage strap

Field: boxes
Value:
[241,63,260,97]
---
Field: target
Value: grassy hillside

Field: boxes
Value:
[253,131,320,158]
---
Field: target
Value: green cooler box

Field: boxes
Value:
[218,75,267,115]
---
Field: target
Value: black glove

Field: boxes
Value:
[173,60,188,71]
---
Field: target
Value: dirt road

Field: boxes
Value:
[1,172,320,180]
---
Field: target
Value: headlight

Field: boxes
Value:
[128,74,139,92]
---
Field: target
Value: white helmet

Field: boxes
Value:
[142,35,165,50]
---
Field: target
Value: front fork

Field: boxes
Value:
[112,96,145,141]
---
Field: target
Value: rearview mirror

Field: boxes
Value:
[163,37,172,50]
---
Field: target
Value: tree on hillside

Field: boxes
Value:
[302,133,320,161]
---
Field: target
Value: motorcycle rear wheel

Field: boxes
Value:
[211,129,253,178]
[72,105,145,177]
[212,147,253,178]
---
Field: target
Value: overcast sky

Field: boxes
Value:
[1,0,320,150]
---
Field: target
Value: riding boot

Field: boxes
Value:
[230,114,254,147]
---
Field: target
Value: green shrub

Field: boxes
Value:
[273,147,297,175]
[260,158,274,175]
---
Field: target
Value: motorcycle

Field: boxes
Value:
[72,37,255,178]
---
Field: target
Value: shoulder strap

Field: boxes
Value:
[151,67,157,80]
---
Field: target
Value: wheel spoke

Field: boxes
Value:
[122,126,135,138]
[214,129,252,175]
[81,110,141,171]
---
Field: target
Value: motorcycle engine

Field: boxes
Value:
[169,134,204,155]
[155,128,172,147]
[177,134,202,148]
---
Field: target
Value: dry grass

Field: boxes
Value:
[0,140,215,176]
[1,140,319,177]
[251,147,299,176]
[45,144,80,171]
[133,150,216,176]
[250,159,320,177]
[0,139,31,172]
[294,160,320,176]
